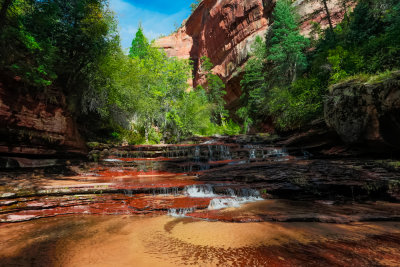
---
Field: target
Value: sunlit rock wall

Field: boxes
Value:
[155,0,351,110]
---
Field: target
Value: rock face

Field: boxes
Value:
[155,0,350,110]
[324,71,400,150]
[0,77,87,164]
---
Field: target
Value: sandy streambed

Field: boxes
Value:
[0,215,399,266]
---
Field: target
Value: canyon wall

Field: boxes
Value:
[0,76,86,167]
[155,0,350,110]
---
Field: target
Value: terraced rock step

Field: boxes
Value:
[0,184,265,223]
[94,141,292,174]
[1,138,399,226]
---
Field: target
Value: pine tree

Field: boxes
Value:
[238,36,266,132]
[321,0,335,36]
[129,24,149,59]
[265,0,309,88]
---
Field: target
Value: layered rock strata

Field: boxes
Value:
[0,77,86,168]
[155,0,350,110]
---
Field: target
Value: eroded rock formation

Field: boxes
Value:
[325,71,400,150]
[0,76,86,168]
[155,0,350,110]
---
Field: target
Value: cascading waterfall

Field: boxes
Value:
[220,145,232,160]
[208,194,263,210]
[164,184,264,217]
[184,184,217,198]
[239,188,261,198]
[208,187,263,210]
[249,149,256,159]
[208,145,213,161]
[194,146,200,162]
[208,198,242,210]
[152,187,180,196]
[266,148,288,158]
[167,208,195,217]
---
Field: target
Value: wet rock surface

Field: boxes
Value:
[199,158,400,201]
[0,138,399,224]
[0,137,399,265]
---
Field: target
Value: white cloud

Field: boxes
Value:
[110,0,189,50]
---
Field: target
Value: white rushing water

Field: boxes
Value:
[167,208,195,217]
[184,185,217,198]
[208,196,263,210]
[166,185,263,217]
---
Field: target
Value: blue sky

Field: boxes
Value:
[109,0,193,51]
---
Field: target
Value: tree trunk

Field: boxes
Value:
[292,62,297,83]
[342,0,350,24]
[0,0,13,28]
[322,0,335,36]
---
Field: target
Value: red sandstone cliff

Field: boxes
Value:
[0,76,86,163]
[155,0,351,110]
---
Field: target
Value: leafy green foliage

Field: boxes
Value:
[0,1,231,144]
[266,78,325,130]
[84,28,234,143]
[0,0,119,97]
[238,0,310,131]
[265,0,309,89]
[200,56,228,124]
[238,36,266,132]
[239,0,400,131]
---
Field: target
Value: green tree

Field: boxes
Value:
[129,24,149,59]
[265,0,309,88]
[237,36,266,133]
[200,56,227,124]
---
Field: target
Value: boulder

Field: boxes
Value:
[324,71,400,150]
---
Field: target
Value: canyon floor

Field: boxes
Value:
[0,138,399,266]
[1,215,400,267]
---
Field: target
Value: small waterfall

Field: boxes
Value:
[225,188,236,197]
[194,146,200,162]
[208,196,262,210]
[266,148,288,158]
[220,145,232,160]
[167,208,195,217]
[104,159,123,162]
[152,187,179,195]
[208,146,213,161]
[208,188,263,210]
[249,149,256,159]
[184,185,217,198]
[208,198,241,210]
[239,188,261,198]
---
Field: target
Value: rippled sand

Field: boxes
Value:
[1,215,400,266]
